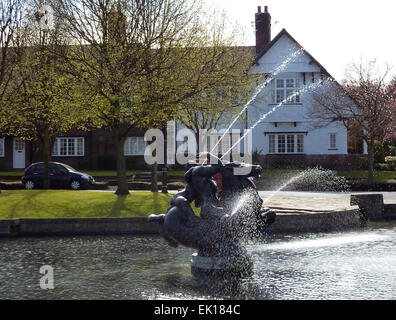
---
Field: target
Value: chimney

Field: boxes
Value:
[255,5,271,55]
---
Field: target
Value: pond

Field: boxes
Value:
[0,221,395,300]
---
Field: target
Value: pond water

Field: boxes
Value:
[0,221,395,300]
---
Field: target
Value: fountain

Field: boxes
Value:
[149,160,276,278]
[148,51,334,280]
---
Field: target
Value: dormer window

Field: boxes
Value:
[270,78,301,104]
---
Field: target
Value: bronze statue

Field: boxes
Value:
[149,160,276,277]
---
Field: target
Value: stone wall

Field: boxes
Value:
[0,210,363,237]
[0,217,159,237]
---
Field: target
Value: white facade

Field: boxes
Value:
[173,29,354,165]
[247,31,349,157]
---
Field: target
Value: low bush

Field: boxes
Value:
[388,145,396,156]
[374,163,396,171]
[374,140,385,163]
[385,156,396,165]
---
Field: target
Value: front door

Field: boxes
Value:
[13,138,25,169]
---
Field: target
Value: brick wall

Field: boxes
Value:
[259,154,361,170]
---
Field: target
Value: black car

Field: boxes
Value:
[22,162,95,190]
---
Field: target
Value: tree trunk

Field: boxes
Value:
[42,128,50,189]
[194,130,200,156]
[113,129,130,195]
[151,162,158,192]
[367,139,375,184]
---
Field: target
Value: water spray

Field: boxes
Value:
[220,79,330,161]
[203,48,304,165]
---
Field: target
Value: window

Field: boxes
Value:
[329,133,337,149]
[269,135,275,153]
[207,133,232,156]
[270,78,301,104]
[52,137,84,156]
[268,133,305,154]
[124,136,146,155]
[0,138,4,157]
[278,135,286,153]
[297,134,304,153]
[287,135,295,153]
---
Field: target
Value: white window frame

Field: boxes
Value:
[124,136,146,156]
[268,135,275,153]
[270,78,301,104]
[52,137,85,157]
[329,133,337,149]
[0,137,4,157]
[208,133,232,156]
[278,135,286,153]
[268,134,305,154]
[297,134,304,153]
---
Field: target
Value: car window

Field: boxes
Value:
[50,164,68,174]
[63,164,76,172]
[49,164,58,174]
[30,163,44,173]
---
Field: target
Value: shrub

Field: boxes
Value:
[383,156,396,171]
[375,163,390,171]
[360,141,385,168]
[389,145,396,156]
[385,156,396,165]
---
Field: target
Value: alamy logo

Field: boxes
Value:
[39,265,54,289]
[143,121,253,175]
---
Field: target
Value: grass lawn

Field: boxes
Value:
[0,171,24,177]
[0,190,175,219]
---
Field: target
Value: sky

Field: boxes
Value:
[210,0,396,81]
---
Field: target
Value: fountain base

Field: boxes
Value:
[190,252,253,278]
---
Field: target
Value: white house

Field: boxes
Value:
[235,6,360,168]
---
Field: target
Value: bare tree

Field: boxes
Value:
[385,76,396,143]
[309,60,396,183]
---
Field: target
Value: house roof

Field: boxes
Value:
[251,28,361,109]
[254,28,335,80]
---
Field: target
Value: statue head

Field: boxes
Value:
[220,162,262,192]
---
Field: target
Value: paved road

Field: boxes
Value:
[88,188,395,211]
[258,191,396,211]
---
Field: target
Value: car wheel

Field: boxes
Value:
[70,180,81,190]
[24,180,35,190]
